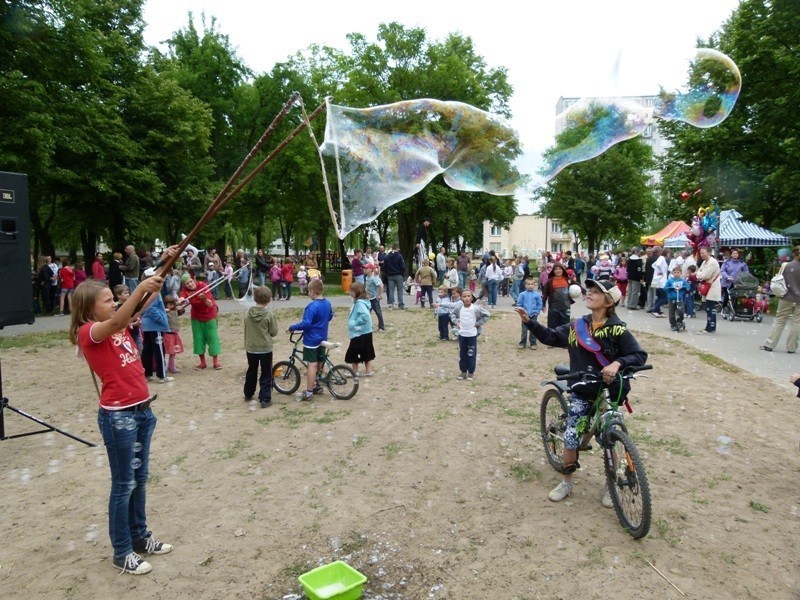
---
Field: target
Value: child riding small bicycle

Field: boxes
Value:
[286,279,333,401]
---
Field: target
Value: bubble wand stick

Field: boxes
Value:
[137,93,327,308]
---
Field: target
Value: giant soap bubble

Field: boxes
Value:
[320,48,741,238]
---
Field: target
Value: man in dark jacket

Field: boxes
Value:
[383,244,406,309]
[640,247,656,310]
[626,248,644,310]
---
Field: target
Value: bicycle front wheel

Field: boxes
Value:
[273,361,300,395]
[604,427,651,539]
[540,389,569,473]
[326,365,359,400]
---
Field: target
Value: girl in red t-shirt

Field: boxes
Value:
[69,246,178,576]
[58,259,75,316]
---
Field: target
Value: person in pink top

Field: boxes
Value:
[69,244,178,575]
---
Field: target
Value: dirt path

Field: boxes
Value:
[1,306,798,599]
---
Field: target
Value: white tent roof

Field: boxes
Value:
[664,209,791,248]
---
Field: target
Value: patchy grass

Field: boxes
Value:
[0,330,69,350]
[632,432,693,457]
[381,441,403,459]
[509,461,542,483]
[748,500,770,513]
[692,351,743,373]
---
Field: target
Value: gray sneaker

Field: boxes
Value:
[601,485,613,508]
[548,480,573,502]
[457,372,467,380]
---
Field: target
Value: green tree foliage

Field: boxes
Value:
[658,0,800,230]
[537,126,656,253]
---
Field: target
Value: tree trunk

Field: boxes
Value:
[80,229,97,266]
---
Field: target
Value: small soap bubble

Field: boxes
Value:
[133,442,142,453]
[248,401,257,412]
[95,455,105,467]
[213,409,224,420]
[47,460,61,474]
[42,432,55,446]
[76,413,85,424]
[169,464,180,476]
[131,458,142,469]
[124,417,136,431]
[66,540,76,551]
[85,524,98,542]
[188,420,197,431]
[20,468,31,485]
[330,536,341,551]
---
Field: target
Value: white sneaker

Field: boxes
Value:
[156,376,174,383]
[601,485,613,508]
[548,480,573,502]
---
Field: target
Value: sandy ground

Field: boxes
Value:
[1,303,799,599]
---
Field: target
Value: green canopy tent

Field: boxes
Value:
[781,222,800,239]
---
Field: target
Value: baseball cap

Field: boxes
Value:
[585,279,621,306]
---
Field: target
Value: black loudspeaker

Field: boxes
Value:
[0,171,35,328]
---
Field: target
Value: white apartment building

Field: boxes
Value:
[482,214,579,260]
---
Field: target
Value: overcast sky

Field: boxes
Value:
[142,0,742,211]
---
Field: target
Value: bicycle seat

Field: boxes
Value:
[554,364,571,377]
[320,340,340,349]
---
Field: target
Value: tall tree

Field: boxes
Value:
[659,0,800,230]
[537,124,656,253]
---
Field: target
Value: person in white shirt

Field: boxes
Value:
[648,248,669,317]
[450,290,490,380]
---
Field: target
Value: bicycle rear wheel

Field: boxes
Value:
[326,365,359,400]
[540,389,569,473]
[273,361,300,395]
[604,427,651,539]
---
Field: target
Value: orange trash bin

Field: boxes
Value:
[341,269,352,292]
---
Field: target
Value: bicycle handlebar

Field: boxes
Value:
[289,331,304,344]
[556,364,652,382]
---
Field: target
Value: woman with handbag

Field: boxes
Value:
[695,246,721,335]
[761,245,800,353]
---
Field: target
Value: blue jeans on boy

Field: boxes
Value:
[438,314,450,340]
[97,405,156,561]
[685,292,696,317]
[458,335,477,374]
[520,323,537,346]
[369,298,385,330]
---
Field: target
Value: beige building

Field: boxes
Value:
[482,214,578,260]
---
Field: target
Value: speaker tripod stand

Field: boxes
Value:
[0,357,95,446]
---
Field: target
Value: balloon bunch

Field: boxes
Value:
[681,189,719,253]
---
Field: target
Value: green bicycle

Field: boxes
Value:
[540,363,653,539]
[272,332,359,400]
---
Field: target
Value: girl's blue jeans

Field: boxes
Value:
[97,405,156,559]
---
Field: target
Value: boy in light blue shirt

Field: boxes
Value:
[516,277,543,348]
[364,264,385,332]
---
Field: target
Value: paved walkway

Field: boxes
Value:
[3,291,798,393]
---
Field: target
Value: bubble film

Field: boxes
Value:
[542,98,652,181]
[655,48,741,128]
[322,98,526,237]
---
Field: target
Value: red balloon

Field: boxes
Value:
[680,192,690,200]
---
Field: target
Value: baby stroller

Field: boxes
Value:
[721,272,763,323]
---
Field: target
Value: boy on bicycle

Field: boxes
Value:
[287,279,334,400]
[516,279,647,506]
